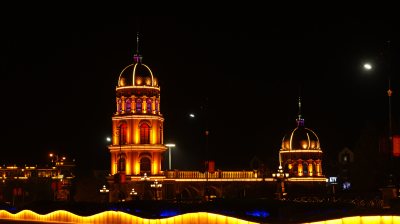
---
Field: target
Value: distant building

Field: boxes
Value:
[0,159,75,206]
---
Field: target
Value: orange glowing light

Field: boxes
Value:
[0,210,259,224]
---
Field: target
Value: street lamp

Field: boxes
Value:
[272,165,289,200]
[140,173,150,181]
[150,180,162,200]
[362,62,393,159]
[99,185,109,193]
[129,188,138,200]
[165,143,176,170]
[99,185,110,203]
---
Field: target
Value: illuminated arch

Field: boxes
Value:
[139,156,151,174]
[117,122,128,145]
[117,153,126,172]
[139,121,151,144]
[125,98,132,113]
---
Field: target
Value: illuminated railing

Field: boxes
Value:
[165,170,258,179]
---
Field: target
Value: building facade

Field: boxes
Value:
[107,38,327,202]
[108,47,166,179]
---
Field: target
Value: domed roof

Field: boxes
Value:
[117,54,158,88]
[281,97,321,151]
[281,124,320,151]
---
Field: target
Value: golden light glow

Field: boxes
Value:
[0,210,258,224]
[6,166,17,169]
[134,161,140,175]
[306,215,400,224]
[134,130,140,144]
[298,163,303,176]
[112,115,164,121]
[308,163,313,176]
[2,210,400,224]
[280,150,323,153]
[287,177,327,182]
[152,156,159,175]
[152,127,157,144]
[126,160,131,175]
[116,85,160,91]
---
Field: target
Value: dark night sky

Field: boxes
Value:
[0,10,399,173]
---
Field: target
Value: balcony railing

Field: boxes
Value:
[164,170,258,179]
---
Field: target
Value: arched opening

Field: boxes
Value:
[140,123,150,144]
[146,99,152,113]
[117,153,126,172]
[118,123,128,145]
[136,98,142,113]
[117,98,122,113]
[126,98,131,113]
[140,157,151,174]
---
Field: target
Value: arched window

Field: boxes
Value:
[136,98,142,113]
[118,123,128,144]
[146,99,152,113]
[117,98,122,113]
[140,157,151,174]
[140,123,150,144]
[118,154,126,172]
[126,99,131,113]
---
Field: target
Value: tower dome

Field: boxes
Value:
[117,56,158,88]
[277,97,324,178]
[281,97,320,151]
[117,33,158,88]
[281,126,320,150]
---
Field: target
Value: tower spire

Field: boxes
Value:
[296,96,304,127]
[133,32,142,63]
[136,32,140,54]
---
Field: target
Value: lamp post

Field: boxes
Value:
[190,97,210,200]
[363,61,394,178]
[272,166,289,200]
[150,179,162,200]
[129,188,138,200]
[99,185,110,203]
[165,143,176,170]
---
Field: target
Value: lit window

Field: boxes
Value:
[140,123,150,144]
[140,157,151,174]
[146,99,152,113]
[136,99,142,113]
[118,123,128,144]
[118,156,126,172]
[117,99,122,113]
[126,99,131,112]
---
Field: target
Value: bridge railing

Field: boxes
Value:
[165,170,258,179]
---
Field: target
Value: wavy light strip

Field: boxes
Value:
[0,210,258,224]
[305,215,400,224]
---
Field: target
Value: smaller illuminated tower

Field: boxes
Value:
[279,97,324,177]
[109,34,166,178]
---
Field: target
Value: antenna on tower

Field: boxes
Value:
[136,32,140,54]
[296,86,304,127]
[133,32,142,63]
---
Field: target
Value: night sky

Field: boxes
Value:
[0,11,399,174]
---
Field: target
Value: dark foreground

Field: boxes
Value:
[1,198,400,223]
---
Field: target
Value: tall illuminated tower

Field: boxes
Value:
[109,34,166,177]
